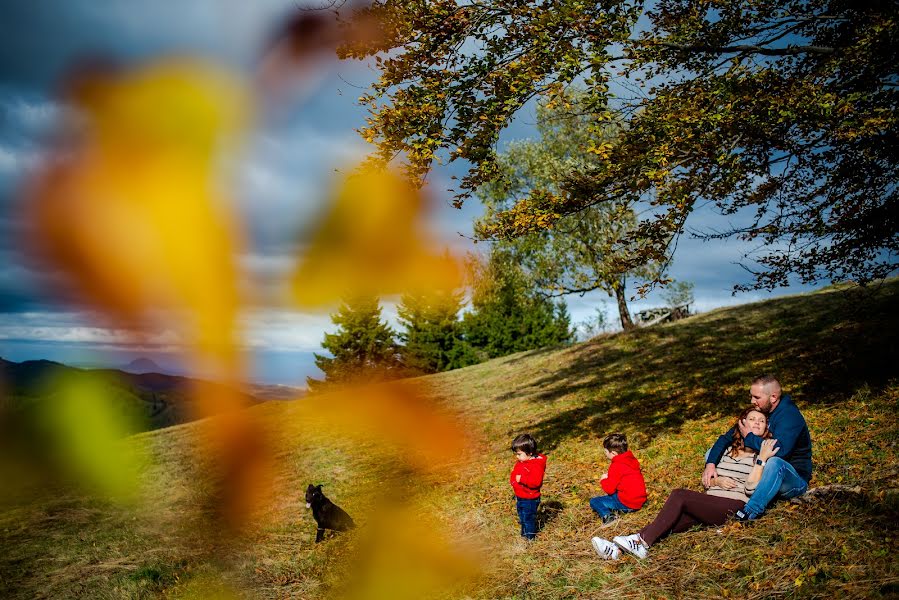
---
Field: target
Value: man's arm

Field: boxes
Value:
[703,429,735,487]
[706,429,735,466]
[741,431,763,452]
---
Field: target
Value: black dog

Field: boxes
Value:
[305,484,355,543]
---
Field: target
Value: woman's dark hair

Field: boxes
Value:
[728,407,771,457]
[511,433,538,456]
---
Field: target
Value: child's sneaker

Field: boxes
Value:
[613,533,648,559]
[591,537,620,560]
[600,513,619,528]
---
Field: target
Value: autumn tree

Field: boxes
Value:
[307,294,402,391]
[397,287,475,372]
[461,248,574,359]
[340,0,899,292]
[477,89,665,330]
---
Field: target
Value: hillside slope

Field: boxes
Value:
[0,358,276,432]
[1,281,897,599]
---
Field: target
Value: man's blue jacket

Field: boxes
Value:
[707,394,813,482]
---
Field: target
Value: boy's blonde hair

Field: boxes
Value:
[603,433,628,454]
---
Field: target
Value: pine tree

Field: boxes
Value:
[397,288,474,373]
[461,249,573,360]
[306,294,402,392]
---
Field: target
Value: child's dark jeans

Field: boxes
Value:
[589,492,636,519]
[516,497,540,540]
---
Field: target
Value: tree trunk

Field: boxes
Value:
[614,278,635,331]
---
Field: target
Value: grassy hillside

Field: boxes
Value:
[1,281,897,599]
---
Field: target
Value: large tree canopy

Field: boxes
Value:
[340,0,898,290]
[477,89,663,329]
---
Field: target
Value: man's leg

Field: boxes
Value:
[741,457,808,519]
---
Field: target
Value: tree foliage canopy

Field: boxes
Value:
[477,89,663,328]
[341,0,899,290]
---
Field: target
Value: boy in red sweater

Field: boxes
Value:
[510,433,547,540]
[589,433,647,526]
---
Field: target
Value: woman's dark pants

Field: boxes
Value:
[640,488,744,546]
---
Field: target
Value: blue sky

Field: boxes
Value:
[0,1,823,386]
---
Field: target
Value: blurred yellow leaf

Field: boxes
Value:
[22,59,271,528]
[292,167,462,307]
[27,61,247,358]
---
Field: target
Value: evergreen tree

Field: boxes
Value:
[462,249,573,360]
[306,294,402,392]
[397,288,474,373]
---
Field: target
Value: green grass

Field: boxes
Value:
[1,280,898,598]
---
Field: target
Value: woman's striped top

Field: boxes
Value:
[706,453,757,502]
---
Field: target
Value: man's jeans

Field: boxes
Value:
[516,497,540,539]
[589,492,636,519]
[743,456,809,517]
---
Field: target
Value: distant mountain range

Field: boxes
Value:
[0,357,305,433]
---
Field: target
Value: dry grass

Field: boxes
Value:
[1,280,898,598]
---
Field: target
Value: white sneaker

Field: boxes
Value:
[591,536,620,560]
[613,533,648,559]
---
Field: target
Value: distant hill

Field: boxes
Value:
[122,357,164,374]
[0,358,296,432]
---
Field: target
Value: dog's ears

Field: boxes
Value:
[316,484,323,490]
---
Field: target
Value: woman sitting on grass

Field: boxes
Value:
[592,407,778,560]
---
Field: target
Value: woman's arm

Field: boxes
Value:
[745,439,779,494]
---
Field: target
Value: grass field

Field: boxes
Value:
[1,280,897,599]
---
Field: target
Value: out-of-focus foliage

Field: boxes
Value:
[461,248,574,360]
[662,280,695,311]
[342,0,899,291]
[0,367,149,506]
[476,89,663,330]
[20,60,265,529]
[397,286,474,373]
[26,61,247,360]
[307,294,404,392]
[575,304,610,341]
[288,380,473,473]
[291,167,462,308]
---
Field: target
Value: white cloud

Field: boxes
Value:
[0,143,40,176]
[2,96,62,132]
[240,308,332,351]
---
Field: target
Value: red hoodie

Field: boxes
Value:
[510,454,547,499]
[600,450,647,509]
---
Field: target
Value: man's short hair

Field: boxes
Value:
[511,433,538,456]
[603,433,628,454]
[751,374,782,396]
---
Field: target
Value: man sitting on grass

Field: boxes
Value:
[703,374,813,520]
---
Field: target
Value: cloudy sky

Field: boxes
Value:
[0,1,823,386]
